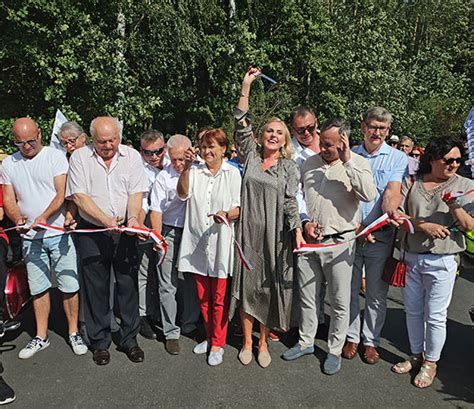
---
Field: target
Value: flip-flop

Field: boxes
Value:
[413,362,437,388]
[391,355,423,374]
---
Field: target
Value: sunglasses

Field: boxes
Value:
[143,147,165,157]
[14,139,38,148]
[442,157,462,165]
[293,123,316,136]
[412,153,420,158]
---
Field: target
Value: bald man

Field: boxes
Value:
[67,116,148,365]
[2,118,86,359]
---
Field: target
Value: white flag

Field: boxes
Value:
[50,109,69,153]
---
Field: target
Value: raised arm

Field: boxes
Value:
[234,67,261,159]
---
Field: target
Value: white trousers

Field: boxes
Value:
[403,252,457,362]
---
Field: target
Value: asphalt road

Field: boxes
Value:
[1,258,473,408]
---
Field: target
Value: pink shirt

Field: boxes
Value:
[67,144,148,225]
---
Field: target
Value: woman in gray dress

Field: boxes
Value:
[230,67,305,368]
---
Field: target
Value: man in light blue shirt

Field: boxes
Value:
[343,107,408,365]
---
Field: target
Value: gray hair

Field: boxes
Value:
[400,136,414,148]
[59,121,84,138]
[167,134,191,150]
[320,118,351,139]
[90,117,121,139]
[363,106,392,126]
[140,129,164,144]
[289,106,317,125]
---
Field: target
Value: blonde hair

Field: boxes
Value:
[260,117,294,159]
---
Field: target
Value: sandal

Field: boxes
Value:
[391,355,423,374]
[413,362,437,389]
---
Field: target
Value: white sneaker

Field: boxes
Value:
[69,332,88,355]
[208,348,224,366]
[18,336,50,359]
[193,340,210,354]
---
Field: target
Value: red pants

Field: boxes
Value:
[193,275,229,347]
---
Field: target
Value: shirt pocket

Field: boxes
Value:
[373,169,390,192]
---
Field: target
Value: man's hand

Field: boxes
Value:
[387,210,403,228]
[32,216,48,231]
[183,147,196,171]
[303,222,324,241]
[295,228,306,248]
[126,217,149,241]
[15,216,30,234]
[355,224,376,245]
[338,132,351,163]
[64,217,77,230]
[417,222,450,240]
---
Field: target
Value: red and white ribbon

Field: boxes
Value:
[5,223,168,266]
[442,189,474,203]
[294,213,414,254]
[208,213,253,271]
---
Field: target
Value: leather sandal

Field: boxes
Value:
[362,346,380,364]
[342,341,358,360]
[391,354,423,374]
[413,362,437,389]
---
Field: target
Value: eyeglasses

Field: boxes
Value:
[412,153,420,158]
[293,123,316,136]
[59,135,80,147]
[442,157,462,166]
[143,147,165,157]
[366,124,390,133]
[14,139,38,148]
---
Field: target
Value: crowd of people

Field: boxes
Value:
[0,68,472,404]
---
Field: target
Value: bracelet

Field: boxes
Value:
[127,215,138,222]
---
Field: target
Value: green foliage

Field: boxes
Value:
[0,0,471,151]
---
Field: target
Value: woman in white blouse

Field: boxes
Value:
[177,128,241,366]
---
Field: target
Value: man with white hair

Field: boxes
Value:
[150,134,199,355]
[68,116,148,365]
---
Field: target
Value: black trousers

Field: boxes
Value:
[0,239,8,375]
[75,221,140,351]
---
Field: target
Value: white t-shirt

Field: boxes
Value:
[2,147,69,239]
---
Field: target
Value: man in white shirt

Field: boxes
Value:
[136,130,166,340]
[2,118,86,359]
[289,106,327,338]
[150,134,194,355]
[398,136,419,176]
[68,116,148,365]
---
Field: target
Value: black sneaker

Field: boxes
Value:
[139,317,157,340]
[0,377,15,405]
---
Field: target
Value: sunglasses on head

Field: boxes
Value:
[442,157,462,165]
[143,147,165,156]
[14,139,38,148]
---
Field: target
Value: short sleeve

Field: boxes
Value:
[67,151,87,197]
[150,173,168,213]
[1,160,12,185]
[389,152,409,183]
[127,149,149,194]
[51,149,69,177]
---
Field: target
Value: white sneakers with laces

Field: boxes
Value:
[69,332,88,355]
[18,336,50,359]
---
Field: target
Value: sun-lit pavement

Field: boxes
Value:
[1,258,473,408]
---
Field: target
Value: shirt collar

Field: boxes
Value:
[198,160,231,175]
[90,144,127,158]
[357,141,391,157]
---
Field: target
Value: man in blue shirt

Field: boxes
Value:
[343,107,408,365]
